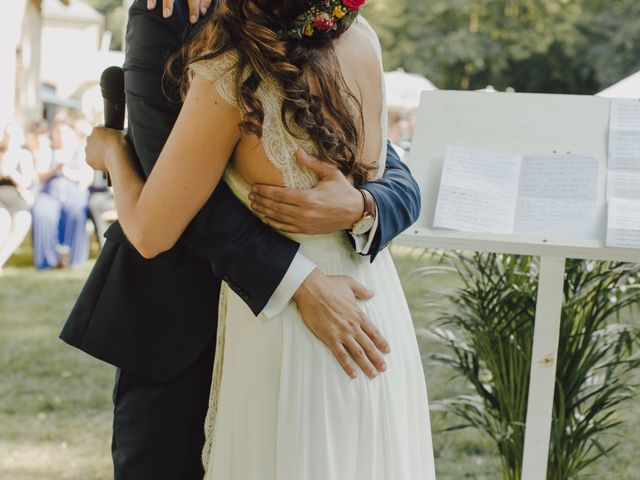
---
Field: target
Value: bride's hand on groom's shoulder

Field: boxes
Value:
[146,0,213,24]
[250,149,364,235]
[293,269,390,381]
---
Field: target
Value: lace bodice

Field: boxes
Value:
[188,17,387,190]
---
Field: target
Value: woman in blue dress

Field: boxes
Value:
[31,122,93,269]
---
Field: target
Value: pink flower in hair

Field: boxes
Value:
[342,0,366,10]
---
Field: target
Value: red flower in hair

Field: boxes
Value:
[313,12,336,31]
[342,0,366,10]
[283,0,365,40]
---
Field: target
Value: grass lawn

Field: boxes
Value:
[1,245,638,479]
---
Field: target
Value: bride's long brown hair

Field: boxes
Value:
[170,0,373,186]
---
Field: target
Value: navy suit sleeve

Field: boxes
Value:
[121,0,299,315]
[359,142,421,261]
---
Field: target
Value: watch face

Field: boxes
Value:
[352,216,375,235]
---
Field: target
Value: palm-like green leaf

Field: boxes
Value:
[420,252,640,479]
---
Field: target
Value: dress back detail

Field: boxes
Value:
[188,17,387,191]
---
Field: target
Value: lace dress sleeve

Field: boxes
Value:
[188,51,241,109]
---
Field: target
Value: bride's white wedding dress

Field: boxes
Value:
[191,18,436,480]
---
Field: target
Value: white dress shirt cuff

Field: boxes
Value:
[349,213,380,255]
[261,251,316,320]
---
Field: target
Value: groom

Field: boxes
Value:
[61,1,421,479]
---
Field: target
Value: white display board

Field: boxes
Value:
[399,90,640,263]
[396,90,640,480]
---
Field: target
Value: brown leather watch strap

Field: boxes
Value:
[359,189,375,217]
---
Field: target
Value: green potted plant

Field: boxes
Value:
[420,253,640,479]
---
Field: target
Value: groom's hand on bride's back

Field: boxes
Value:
[293,269,390,380]
[146,0,212,24]
[250,149,365,235]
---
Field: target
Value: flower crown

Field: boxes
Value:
[282,0,366,40]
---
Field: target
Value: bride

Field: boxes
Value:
[86,0,436,478]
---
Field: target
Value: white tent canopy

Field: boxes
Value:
[384,69,437,110]
[598,70,640,98]
[42,0,104,23]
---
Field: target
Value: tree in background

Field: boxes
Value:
[83,0,640,93]
[364,0,640,94]
[84,0,124,51]
[582,0,640,89]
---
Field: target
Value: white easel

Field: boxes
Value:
[396,90,640,480]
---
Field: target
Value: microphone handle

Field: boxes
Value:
[104,100,126,130]
[103,100,126,186]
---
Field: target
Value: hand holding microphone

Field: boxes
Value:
[93,66,126,185]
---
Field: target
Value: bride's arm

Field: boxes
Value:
[87,75,241,259]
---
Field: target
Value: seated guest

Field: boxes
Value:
[88,171,116,250]
[75,119,116,250]
[26,121,53,188]
[31,122,93,269]
[0,123,35,273]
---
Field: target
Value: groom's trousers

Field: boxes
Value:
[111,339,215,480]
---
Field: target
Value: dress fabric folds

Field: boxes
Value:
[203,170,436,480]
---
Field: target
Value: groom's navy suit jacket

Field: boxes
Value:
[60,0,421,383]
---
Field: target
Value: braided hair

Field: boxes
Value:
[172,0,373,186]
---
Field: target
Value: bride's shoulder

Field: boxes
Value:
[188,50,241,106]
[336,16,383,74]
[189,50,240,82]
[351,16,383,55]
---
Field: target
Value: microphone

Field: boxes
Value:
[100,66,126,130]
[100,66,125,185]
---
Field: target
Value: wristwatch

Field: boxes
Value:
[351,188,376,235]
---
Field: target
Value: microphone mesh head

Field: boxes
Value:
[100,66,125,103]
